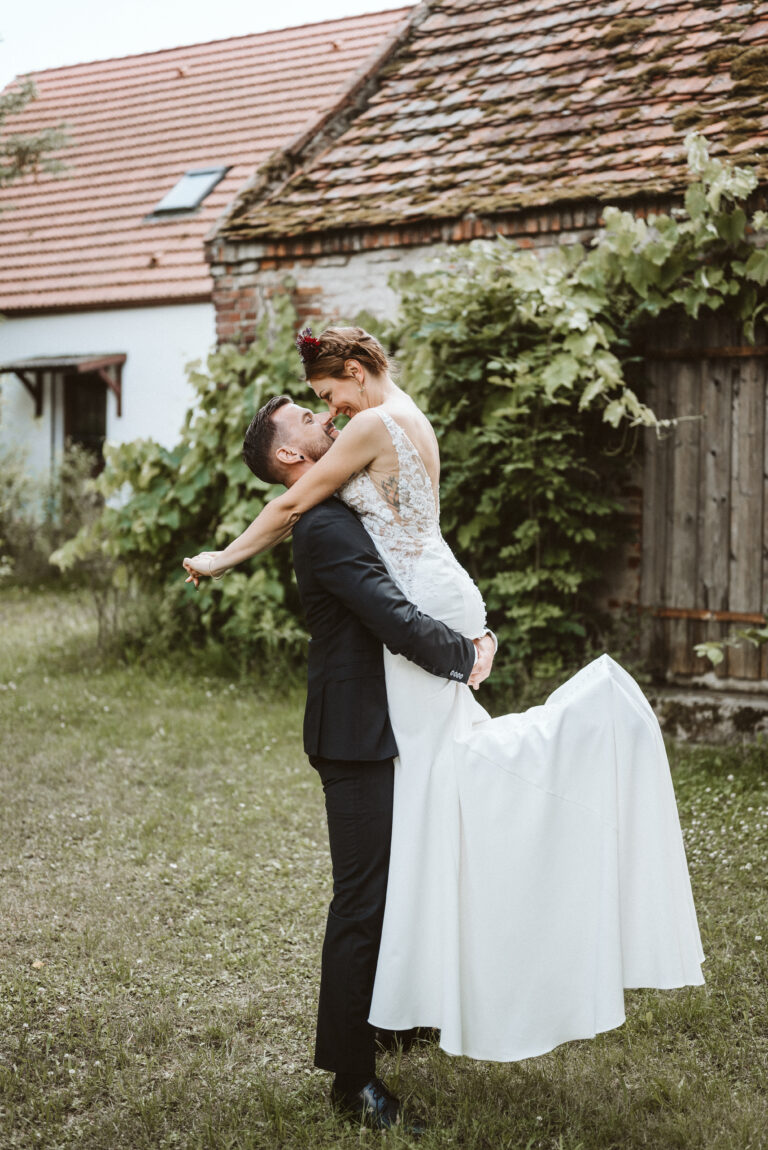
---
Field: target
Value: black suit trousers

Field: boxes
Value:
[310,755,394,1076]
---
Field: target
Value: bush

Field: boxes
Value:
[0,443,100,586]
[51,294,309,665]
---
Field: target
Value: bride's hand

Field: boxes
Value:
[183,551,224,589]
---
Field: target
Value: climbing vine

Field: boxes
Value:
[52,296,310,663]
[391,134,768,674]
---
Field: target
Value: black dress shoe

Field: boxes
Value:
[331,1075,426,1135]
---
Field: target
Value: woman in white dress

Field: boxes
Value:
[183,326,704,1061]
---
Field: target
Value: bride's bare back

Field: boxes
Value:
[362,395,441,514]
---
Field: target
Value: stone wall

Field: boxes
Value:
[210,241,427,344]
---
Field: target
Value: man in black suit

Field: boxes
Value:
[241,396,495,1131]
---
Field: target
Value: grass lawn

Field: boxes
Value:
[1,588,766,1150]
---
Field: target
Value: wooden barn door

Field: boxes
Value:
[641,322,767,684]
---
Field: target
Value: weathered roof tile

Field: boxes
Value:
[217,0,768,244]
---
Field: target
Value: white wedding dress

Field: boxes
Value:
[337,408,704,1062]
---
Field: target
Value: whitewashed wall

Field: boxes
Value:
[0,302,216,481]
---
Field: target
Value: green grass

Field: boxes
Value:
[1,587,766,1149]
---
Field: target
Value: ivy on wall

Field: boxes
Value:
[389,134,768,674]
[52,136,768,673]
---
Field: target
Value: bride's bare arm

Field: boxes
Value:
[184,410,387,577]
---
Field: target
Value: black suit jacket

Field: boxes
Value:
[292,498,475,761]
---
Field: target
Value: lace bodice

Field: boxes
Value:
[338,409,487,635]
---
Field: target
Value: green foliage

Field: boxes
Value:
[0,443,98,586]
[695,618,768,668]
[392,245,633,677]
[51,296,308,662]
[0,76,68,191]
[0,443,33,580]
[50,135,768,674]
[390,134,768,675]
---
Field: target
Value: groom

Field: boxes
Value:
[241,396,495,1131]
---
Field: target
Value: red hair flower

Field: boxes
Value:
[295,326,321,365]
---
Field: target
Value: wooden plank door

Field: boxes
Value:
[640,330,767,683]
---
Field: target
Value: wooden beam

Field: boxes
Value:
[645,346,768,361]
[75,354,126,373]
[14,370,43,417]
[728,355,765,679]
[653,607,766,624]
[92,364,122,417]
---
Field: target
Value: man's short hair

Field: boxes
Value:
[242,395,292,484]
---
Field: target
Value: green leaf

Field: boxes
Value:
[715,208,747,245]
[579,378,605,409]
[693,642,726,666]
[744,248,768,287]
[603,400,626,427]
[541,354,580,399]
[684,182,708,220]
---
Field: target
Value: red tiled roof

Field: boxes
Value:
[218,0,768,242]
[0,9,409,313]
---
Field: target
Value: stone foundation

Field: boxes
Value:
[650,687,768,744]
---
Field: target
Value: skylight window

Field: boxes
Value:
[151,167,229,215]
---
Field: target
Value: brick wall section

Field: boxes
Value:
[208,193,705,343]
[210,200,614,345]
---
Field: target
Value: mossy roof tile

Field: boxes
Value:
[217,0,768,244]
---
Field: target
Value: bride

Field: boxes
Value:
[183,326,704,1061]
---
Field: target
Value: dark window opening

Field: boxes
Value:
[64,371,107,475]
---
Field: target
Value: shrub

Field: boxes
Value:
[51,295,309,664]
[0,443,100,586]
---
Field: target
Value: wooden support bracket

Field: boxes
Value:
[14,370,43,417]
[91,364,123,417]
[3,355,125,421]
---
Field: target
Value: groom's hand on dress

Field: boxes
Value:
[469,633,495,689]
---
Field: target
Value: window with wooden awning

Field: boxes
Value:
[0,354,125,418]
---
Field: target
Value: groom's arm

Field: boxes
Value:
[297,507,476,684]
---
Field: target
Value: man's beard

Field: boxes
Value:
[302,424,336,462]
[303,442,329,463]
